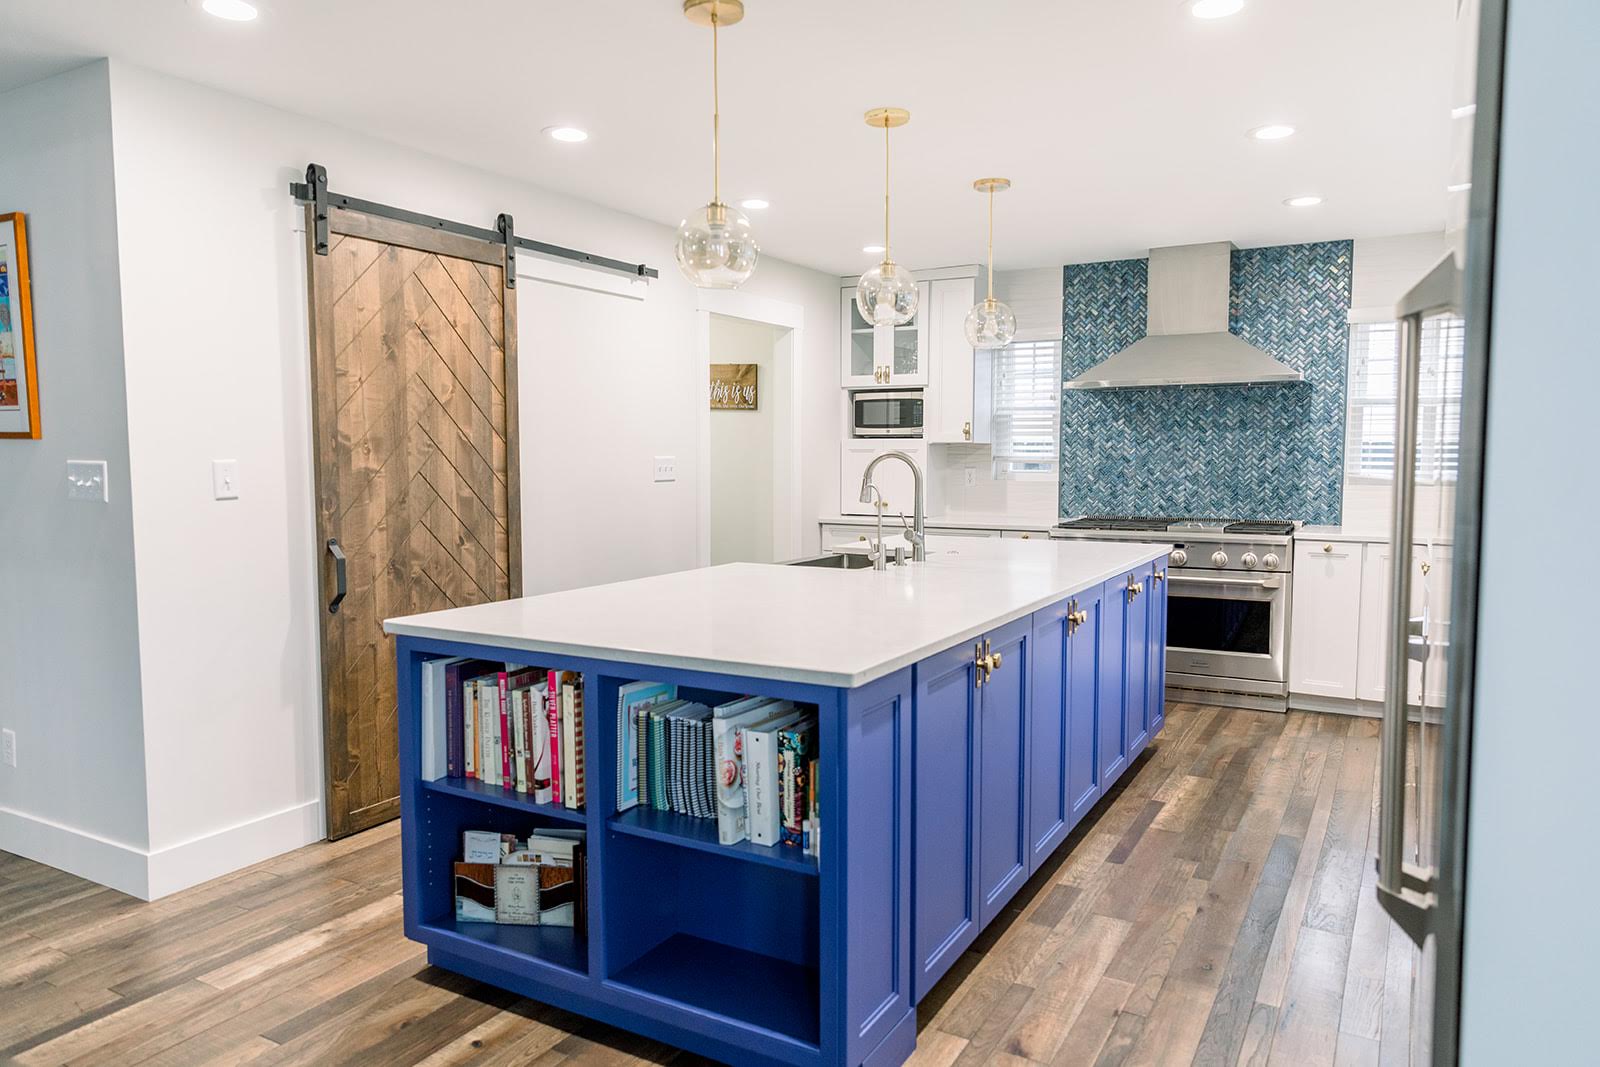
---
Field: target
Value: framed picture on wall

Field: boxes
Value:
[0,212,39,439]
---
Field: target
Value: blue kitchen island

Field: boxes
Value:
[383,538,1168,1067]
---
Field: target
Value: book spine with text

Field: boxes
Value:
[546,670,563,805]
[444,667,463,778]
[570,682,587,808]
[498,672,512,786]
[464,681,477,779]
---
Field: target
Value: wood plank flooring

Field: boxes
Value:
[0,706,1414,1066]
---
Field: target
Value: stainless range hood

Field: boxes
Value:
[1064,241,1304,390]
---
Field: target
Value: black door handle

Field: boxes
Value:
[327,538,347,615]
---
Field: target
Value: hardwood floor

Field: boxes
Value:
[0,705,1413,1066]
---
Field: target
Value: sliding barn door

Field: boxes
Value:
[305,207,521,839]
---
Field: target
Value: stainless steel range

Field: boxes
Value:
[1052,516,1297,712]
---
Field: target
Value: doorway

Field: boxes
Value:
[709,314,787,564]
[695,291,804,566]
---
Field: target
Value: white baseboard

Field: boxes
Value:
[146,798,324,900]
[1,797,324,901]
[1287,692,1385,718]
[0,806,151,899]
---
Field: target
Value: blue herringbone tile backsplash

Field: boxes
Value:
[1059,240,1352,525]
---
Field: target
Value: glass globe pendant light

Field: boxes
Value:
[674,0,758,288]
[856,108,918,326]
[965,177,1018,348]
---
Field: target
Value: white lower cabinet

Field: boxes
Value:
[1289,540,1364,699]
[1289,537,1452,710]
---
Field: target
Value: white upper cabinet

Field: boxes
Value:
[1289,539,1364,699]
[923,273,992,444]
[839,441,928,517]
[839,283,930,388]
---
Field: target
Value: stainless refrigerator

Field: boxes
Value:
[1373,0,1505,1061]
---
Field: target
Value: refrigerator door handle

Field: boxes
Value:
[1375,306,1439,947]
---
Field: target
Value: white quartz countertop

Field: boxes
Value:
[819,513,1057,532]
[383,538,1168,688]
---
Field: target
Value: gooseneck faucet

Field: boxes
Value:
[859,450,926,562]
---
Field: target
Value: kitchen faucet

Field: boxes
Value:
[858,451,926,562]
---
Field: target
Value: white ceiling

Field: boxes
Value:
[0,0,1457,276]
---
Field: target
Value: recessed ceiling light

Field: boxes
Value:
[200,0,258,21]
[1447,182,1472,193]
[1283,195,1324,207]
[543,126,589,143]
[862,244,885,255]
[1189,0,1244,19]
[1250,123,1296,141]
[740,198,770,210]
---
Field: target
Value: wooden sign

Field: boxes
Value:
[710,363,758,410]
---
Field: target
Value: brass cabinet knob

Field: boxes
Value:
[1421,560,1432,576]
[1021,533,1030,539]
[858,534,868,541]
[991,650,1002,671]
[1323,543,1334,553]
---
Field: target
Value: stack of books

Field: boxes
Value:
[424,658,586,810]
[616,686,820,861]
[453,827,588,931]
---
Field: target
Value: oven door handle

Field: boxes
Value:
[1168,575,1283,590]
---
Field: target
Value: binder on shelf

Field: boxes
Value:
[746,708,806,847]
[777,720,816,848]
[422,656,462,780]
[712,699,785,845]
[616,681,676,812]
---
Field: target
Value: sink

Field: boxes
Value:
[785,552,877,570]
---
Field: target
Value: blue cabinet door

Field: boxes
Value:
[911,640,981,1003]
[977,616,1031,927]
[1028,602,1071,874]
[1067,586,1103,827]
[1147,564,1168,736]
[1123,563,1153,762]
[1098,576,1128,788]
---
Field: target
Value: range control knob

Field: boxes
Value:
[1240,552,1259,569]
[1211,550,1229,568]
[1169,548,1188,567]
[1262,552,1281,570]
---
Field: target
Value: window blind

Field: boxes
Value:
[1344,315,1465,483]
[991,339,1061,479]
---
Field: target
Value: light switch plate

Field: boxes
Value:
[66,460,108,502]
[212,459,240,500]
[653,456,677,483]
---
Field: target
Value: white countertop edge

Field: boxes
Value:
[384,547,1168,690]
[818,513,1058,533]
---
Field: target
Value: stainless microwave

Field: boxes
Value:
[852,389,923,438]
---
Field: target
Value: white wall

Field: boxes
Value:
[0,62,153,897]
[1340,231,1449,534]
[709,316,782,565]
[926,266,1060,521]
[1459,0,1599,1058]
[94,60,838,895]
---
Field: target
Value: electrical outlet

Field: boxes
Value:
[66,460,108,502]
[212,459,240,500]
[963,467,978,487]
[653,456,677,483]
[2,729,15,768]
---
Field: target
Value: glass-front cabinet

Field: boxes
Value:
[839,283,929,387]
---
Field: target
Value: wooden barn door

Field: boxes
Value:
[305,206,521,839]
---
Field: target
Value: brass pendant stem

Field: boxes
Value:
[712,9,720,205]
[987,185,995,301]
[883,121,890,262]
